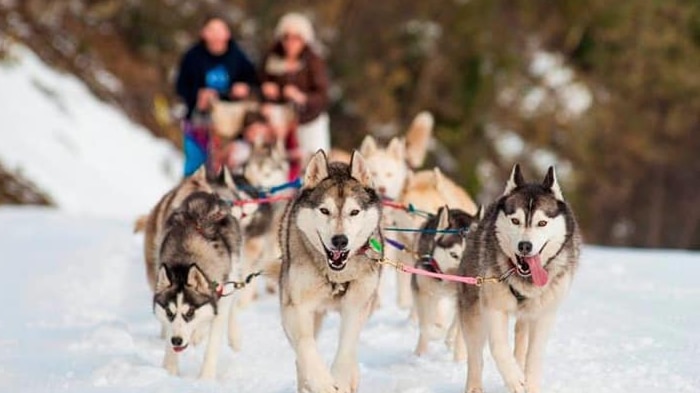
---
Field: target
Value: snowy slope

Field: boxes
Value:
[0,207,698,393]
[0,43,181,218]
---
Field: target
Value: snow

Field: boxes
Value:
[1,206,698,393]
[0,42,182,219]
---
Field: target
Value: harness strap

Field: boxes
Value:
[213,270,264,298]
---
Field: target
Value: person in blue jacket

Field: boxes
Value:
[175,15,258,176]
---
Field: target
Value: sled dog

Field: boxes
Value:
[390,167,478,309]
[412,206,479,360]
[240,139,290,296]
[458,164,581,393]
[279,150,383,393]
[152,192,242,378]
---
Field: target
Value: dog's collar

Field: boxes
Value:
[419,255,444,280]
[509,285,527,303]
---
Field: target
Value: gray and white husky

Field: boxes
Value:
[152,192,242,378]
[279,150,383,393]
[240,139,290,298]
[412,206,479,361]
[458,164,581,393]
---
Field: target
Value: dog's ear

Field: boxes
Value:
[476,205,485,221]
[387,137,406,162]
[503,164,525,196]
[433,167,444,187]
[359,135,377,157]
[542,166,564,201]
[303,149,329,189]
[350,150,374,188]
[186,264,211,295]
[436,205,450,231]
[190,165,207,182]
[221,166,236,190]
[155,265,172,293]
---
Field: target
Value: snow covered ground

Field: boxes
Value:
[0,206,698,393]
[0,42,182,218]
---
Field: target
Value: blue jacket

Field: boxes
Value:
[176,40,259,118]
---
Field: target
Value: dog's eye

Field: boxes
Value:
[538,220,548,227]
[165,308,175,321]
[183,307,195,321]
[449,252,460,259]
[320,208,330,215]
[349,209,360,216]
[511,218,521,225]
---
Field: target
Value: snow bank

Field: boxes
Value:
[0,42,182,219]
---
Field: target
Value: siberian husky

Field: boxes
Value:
[412,206,479,361]
[142,165,256,352]
[458,164,581,393]
[152,192,242,378]
[279,150,383,393]
[392,167,479,309]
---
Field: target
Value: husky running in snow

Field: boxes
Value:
[279,150,383,393]
[458,164,581,393]
[152,192,242,379]
[412,206,479,361]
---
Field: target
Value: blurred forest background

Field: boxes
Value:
[1,0,699,249]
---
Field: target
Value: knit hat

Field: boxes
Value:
[274,13,315,44]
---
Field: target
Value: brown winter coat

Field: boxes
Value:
[260,43,329,124]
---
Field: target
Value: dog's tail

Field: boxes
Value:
[405,111,434,169]
[133,215,148,233]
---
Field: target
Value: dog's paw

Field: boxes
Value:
[466,388,483,393]
[198,368,216,380]
[525,380,540,393]
[502,367,526,393]
[305,371,340,393]
[331,363,359,393]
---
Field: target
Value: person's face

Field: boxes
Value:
[282,31,306,59]
[245,122,273,143]
[201,19,231,55]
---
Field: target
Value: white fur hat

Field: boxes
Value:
[274,12,315,44]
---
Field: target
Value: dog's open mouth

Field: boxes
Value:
[320,240,350,271]
[513,254,548,287]
[172,344,188,353]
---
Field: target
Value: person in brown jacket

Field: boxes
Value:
[260,13,330,160]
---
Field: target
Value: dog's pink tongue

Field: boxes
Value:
[331,250,342,261]
[525,255,548,287]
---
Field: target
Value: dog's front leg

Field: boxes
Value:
[513,319,530,370]
[283,303,337,393]
[199,296,231,379]
[162,344,179,375]
[331,294,374,393]
[524,311,556,393]
[486,309,525,393]
[228,293,241,351]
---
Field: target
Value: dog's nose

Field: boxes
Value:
[331,234,348,249]
[171,336,183,347]
[518,241,533,255]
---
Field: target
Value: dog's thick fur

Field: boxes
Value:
[412,206,479,361]
[240,139,291,297]
[142,166,256,353]
[458,165,581,393]
[392,168,479,308]
[279,150,383,393]
[152,192,242,378]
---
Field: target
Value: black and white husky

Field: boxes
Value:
[152,192,242,379]
[458,164,581,393]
